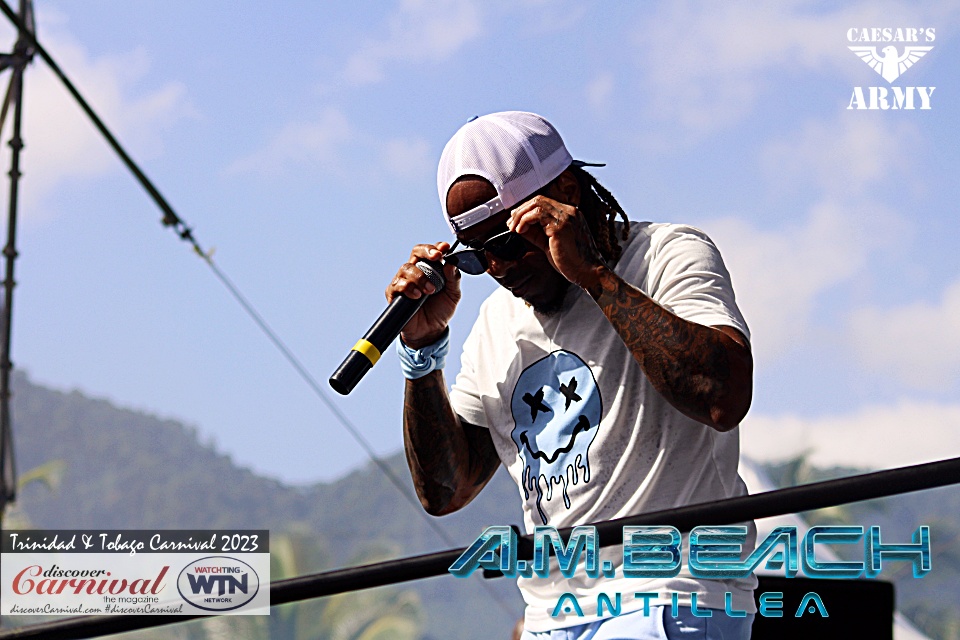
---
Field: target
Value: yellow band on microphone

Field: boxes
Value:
[351,339,381,366]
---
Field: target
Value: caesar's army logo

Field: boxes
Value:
[847,27,935,110]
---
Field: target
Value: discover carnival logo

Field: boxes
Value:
[847,27,936,110]
[2,529,271,616]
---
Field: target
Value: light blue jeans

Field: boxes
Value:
[520,606,754,640]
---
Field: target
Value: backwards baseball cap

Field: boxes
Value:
[437,111,603,234]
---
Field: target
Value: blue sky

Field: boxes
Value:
[4,0,960,485]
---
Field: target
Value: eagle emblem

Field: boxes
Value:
[848,45,933,83]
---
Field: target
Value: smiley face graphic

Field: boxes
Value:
[510,350,602,525]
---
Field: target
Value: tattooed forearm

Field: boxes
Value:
[586,268,752,431]
[403,371,500,515]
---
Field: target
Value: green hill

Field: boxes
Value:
[3,371,524,640]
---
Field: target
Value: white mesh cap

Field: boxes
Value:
[437,111,574,233]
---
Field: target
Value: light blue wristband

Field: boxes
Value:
[396,328,450,380]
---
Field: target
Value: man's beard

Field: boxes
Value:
[528,281,572,316]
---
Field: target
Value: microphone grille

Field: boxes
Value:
[416,261,446,292]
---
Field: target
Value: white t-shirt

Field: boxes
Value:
[449,222,758,631]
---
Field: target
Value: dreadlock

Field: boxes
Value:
[569,165,631,264]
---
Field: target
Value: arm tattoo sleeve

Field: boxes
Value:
[586,268,751,430]
[403,371,500,514]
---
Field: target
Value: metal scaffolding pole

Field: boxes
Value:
[0,0,34,519]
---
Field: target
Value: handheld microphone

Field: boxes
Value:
[329,260,446,395]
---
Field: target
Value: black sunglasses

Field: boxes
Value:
[443,182,555,275]
[443,230,529,275]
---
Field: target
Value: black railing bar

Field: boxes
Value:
[2,454,959,640]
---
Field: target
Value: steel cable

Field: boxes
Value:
[0,0,517,617]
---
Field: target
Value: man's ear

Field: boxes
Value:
[548,169,581,206]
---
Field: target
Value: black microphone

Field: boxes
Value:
[329,260,446,395]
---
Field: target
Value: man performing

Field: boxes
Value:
[387,111,757,639]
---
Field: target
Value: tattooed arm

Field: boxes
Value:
[387,241,500,515]
[584,269,752,432]
[403,370,501,515]
[510,179,752,432]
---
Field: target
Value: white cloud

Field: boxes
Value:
[344,0,482,85]
[223,109,353,177]
[706,200,901,362]
[634,1,959,136]
[703,112,914,362]
[224,110,433,182]
[847,278,960,391]
[760,117,919,196]
[380,137,432,178]
[750,106,955,391]
[586,71,614,113]
[741,400,960,470]
[0,10,194,223]
[635,2,836,133]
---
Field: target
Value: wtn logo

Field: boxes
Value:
[847,27,935,110]
[186,572,248,596]
[177,556,261,612]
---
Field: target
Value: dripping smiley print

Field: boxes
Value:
[510,350,602,525]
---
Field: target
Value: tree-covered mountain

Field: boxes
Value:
[3,372,959,639]
[3,371,524,640]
